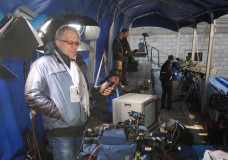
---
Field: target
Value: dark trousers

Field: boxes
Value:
[122,56,129,82]
[161,81,172,109]
[128,61,138,70]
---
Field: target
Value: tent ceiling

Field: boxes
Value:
[114,0,228,31]
[0,0,228,32]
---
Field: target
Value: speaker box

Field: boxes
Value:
[0,15,43,59]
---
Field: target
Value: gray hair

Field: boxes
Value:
[55,25,79,40]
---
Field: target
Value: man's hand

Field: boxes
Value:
[99,81,115,96]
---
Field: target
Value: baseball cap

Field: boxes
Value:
[165,119,176,127]
[168,55,175,60]
[109,69,121,77]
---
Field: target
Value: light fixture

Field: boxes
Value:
[83,25,100,40]
[78,41,94,52]
[29,14,50,31]
[13,5,37,20]
[0,16,43,59]
[37,18,52,37]
[0,14,14,34]
[68,24,85,37]
[39,13,100,46]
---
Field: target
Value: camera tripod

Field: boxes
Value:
[183,72,202,110]
[139,33,149,59]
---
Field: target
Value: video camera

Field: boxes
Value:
[117,111,165,156]
[79,111,165,160]
[100,111,162,146]
[128,110,145,121]
[142,33,149,37]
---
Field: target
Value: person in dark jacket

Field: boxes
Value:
[112,32,124,78]
[164,119,194,160]
[121,28,131,85]
[160,55,174,110]
[94,69,123,123]
[127,49,139,72]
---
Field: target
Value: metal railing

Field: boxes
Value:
[148,46,168,68]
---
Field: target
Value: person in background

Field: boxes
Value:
[160,55,174,110]
[127,49,139,72]
[93,68,123,123]
[121,28,131,85]
[171,60,180,101]
[112,32,124,81]
[163,118,194,160]
[25,25,113,160]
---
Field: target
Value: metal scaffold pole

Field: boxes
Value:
[202,21,216,113]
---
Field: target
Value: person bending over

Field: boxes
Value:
[163,118,194,160]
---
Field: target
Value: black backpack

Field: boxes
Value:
[209,93,228,111]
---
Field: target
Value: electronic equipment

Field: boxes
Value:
[189,65,217,76]
[112,93,157,128]
[180,60,217,76]
[102,81,114,93]
[79,110,164,160]
[142,33,149,37]
[106,81,114,88]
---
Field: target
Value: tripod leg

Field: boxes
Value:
[184,83,194,102]
[177,77,183,91]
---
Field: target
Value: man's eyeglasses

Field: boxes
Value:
[58,40,81,46]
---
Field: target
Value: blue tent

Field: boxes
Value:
[1,0,228,159]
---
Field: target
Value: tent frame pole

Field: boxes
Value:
[176,31,180,58]
[201,21,216,113]
[191,27,197,60]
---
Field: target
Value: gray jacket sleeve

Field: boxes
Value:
[25,61,61,120]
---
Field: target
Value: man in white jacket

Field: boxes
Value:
[25,25,113,160]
